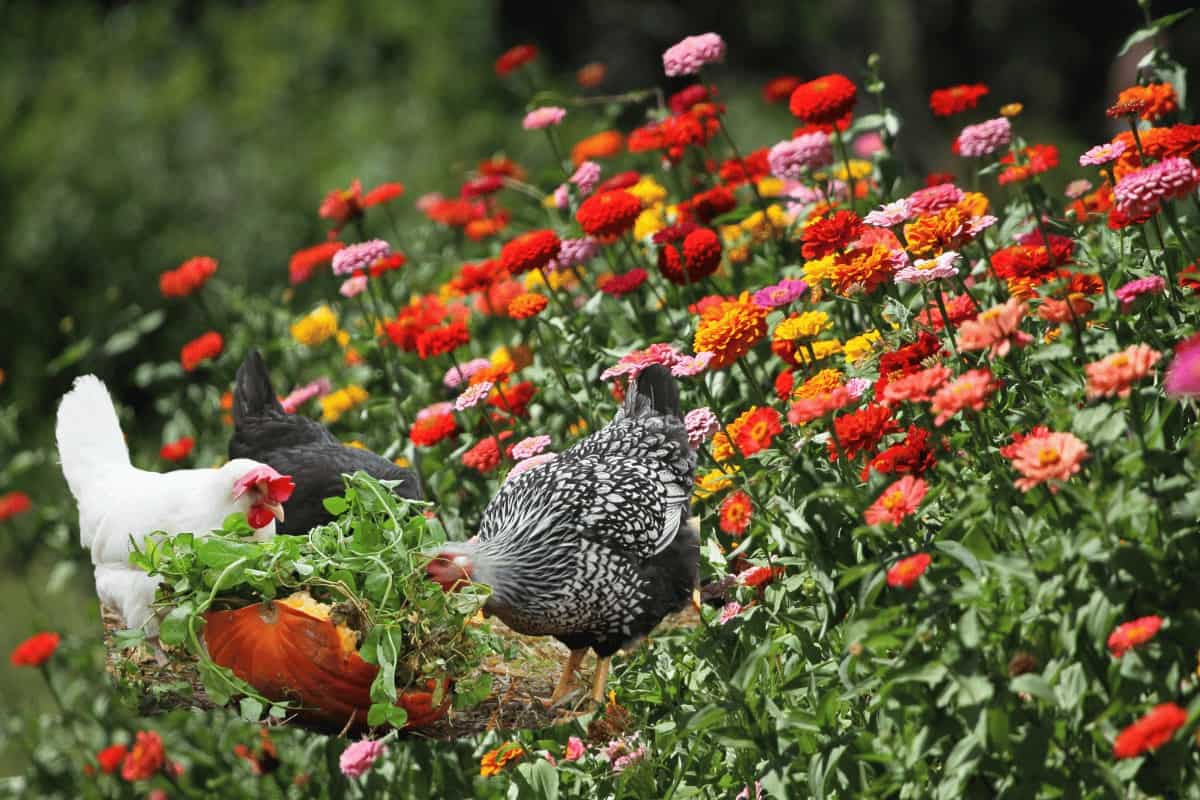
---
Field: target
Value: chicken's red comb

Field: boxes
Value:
[232,465,295,502]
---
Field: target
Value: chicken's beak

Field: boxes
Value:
[265,500,285,522]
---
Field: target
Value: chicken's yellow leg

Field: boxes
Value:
[545,648,587,707]
[590,656,611,706]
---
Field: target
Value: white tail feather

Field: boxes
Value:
[56,375,131,501]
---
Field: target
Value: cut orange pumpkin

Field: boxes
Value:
[203,591,450,729]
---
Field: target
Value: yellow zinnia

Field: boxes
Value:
[320,385,368,423]
[291,305,339,347]
[843,330,883,364]
[628,176,667,206]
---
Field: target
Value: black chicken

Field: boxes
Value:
[428,364,697,706]
[228,349,422,534]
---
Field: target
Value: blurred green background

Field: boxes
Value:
[0,0,1196,776]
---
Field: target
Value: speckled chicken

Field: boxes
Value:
[429,365,697,706]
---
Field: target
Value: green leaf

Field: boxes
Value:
[516,759,559,800]
[935,540,983,578]
[159,603,193,646]
[102,329,141,356]
[686,704,726,732]
[1010,674,1055,704]
[323,496,349,515]
[239,697,264,722]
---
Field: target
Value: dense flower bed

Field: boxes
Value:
[5,5,1200,798]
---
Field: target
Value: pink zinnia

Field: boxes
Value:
[443,357,491,389]
[523,106,566,130]
[1113,157,1200,218]
[662,33,726,77]
[845,377,872,398]
[718,601,743,625]
[339,739,386,778]
[906,184,964,216]
[506,452,558,482]
[788,386,855,424]
[454,380,493,411]
[881,364,952,405]
[1166,333,1200,398]
[416,401,454,420]
[930,368,1000,426]
[864,199,912,228]
[1115,276,1166,311]
[569,161,601,196]
[511,435,552,459]
[1065,179,1093,199]
[1006,430,1088,493]
[280,378,332,414]
[684,407,720,448]
[551,237,599,271]
[768,132,833,179]
[854,131,884,158]
[752,278,808,308]
[564,736,586,762]
[600,342,684,380]
[957,298,1033,357]
[864,475,928,526]
[1085,344,1162,399]
[955,117,1012,158]
[331,239,390,277]
[671,352,715,377]
[339,275,368,298]
[1079,140,1128,167]
[894,250,961,285]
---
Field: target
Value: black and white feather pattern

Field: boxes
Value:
[471,364,698,656]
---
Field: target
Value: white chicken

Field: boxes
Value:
[56,375,294,634]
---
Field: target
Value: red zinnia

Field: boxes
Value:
[864,476,928,526]
[489,381,536,418]
[598,269,648,297]
[1113,703,1188,760]
[595,171,641,193]
[576,190,642,239]
[121,730,166,782]
[415,320,470,360]
[410,413,458,447]
[998,144,1059,185]
[96,744,128,775]
[495,44,538,77]
[682,228,723,279]
[451,259,506,296]
[763,75,803,104]
[801,211,865,260]
[369,252,407,278]
[738,564,784,588]
[925,172,956,187]
[159,256,218,298]
[0,491,32,520]
[774,368,795,401]
[733,407,783,457]
[180,331,224,372]
[718,149,771,186]
[462,432,513,473]
[289,241,344,285]
[500,230,561,274]
[862,425,937,481]
[362,182,404,207]
[1107,615,1164,658]
[929,83,989,117]
[318,180,363,226]
[719,491,753,535]
[159,437,194,462]
[887,553,931,589]
[10,631,60,666]
[829,403,898,462]
[679,185,737,224]
[789,74,857,126]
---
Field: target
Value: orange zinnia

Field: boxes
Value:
[732,407,782,456]
[480,743,525,777]
[719,490,753,535]
[693,293,769,370]
[1107,615,1164,658]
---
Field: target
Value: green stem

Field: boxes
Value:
[832,127,858,216]
[933,289,961,359]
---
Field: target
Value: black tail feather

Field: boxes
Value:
[233,349,282,423]
[627,364,682,420]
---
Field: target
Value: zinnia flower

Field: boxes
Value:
[864,475,928,526]
[733,407,783,456]
[0,491,33,520]
[1079,139,1128,167]
[339,275,368,298]
[332,239,391,277]
[930,368,1000,426]
[96,744,128,775]
[319,385,368,424]
[929,83,989,116]
[522,106,566,130]
[416,320,470,360]
[752,278,808,308]
[829,403,898,461]
[160,256,218,298]
[1115,82,1178,121]
[718,601,743,624]
[500,230,561,274]
[339,739,386,779]
[564,736,586,762]
[495,44,537,77]
[507,292,549,320]
[1166,333,1200,398]
[881,364,952,405]
[159,436,194,462]
[1115,276,1166,311]
[180,331,223,372]
[789,74,857,125]
[864,199,912,228]
[577,190,643,239]
[480,743,525,777]
[957,299,1032,357]
[887,553,931,589]
[121,731,165,782]
[410,412,458,447]
[1006,430,1088,493]
[1085,345,1162,399]
[289,241,344,284]
[1113,157,1200,218]
[955,117,1011,158]
[719,490,752,535]
[463,432,513,474]
[598,268,648,297]
[671,351,715,377]
[693,293,769,370]
[684,407,720,448]
[894,250,961,285]
[10,631,59,666]
[291,306,339,347]
[506,452,558,482]
[768,132,833,178]
[662,33,726,77]
[571,130,625,165]
[454,380,494,412]
[1113,703,1187,760]
[1107,615,1164,658]
[510,435,551,460]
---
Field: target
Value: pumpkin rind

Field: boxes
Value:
[203,600,450,729]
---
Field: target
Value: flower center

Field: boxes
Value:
[1037,447,1060,466]
[882,490,907,511]
[1110,354,1130,368]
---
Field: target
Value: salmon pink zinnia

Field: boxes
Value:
[1006,430,1088,493]
[1085,345,1162,399]
[930,368,1000,426]
[864,476,928,526]
[1107,615,1164,658]
[957,298,1032,357]
[887,553,931,589]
